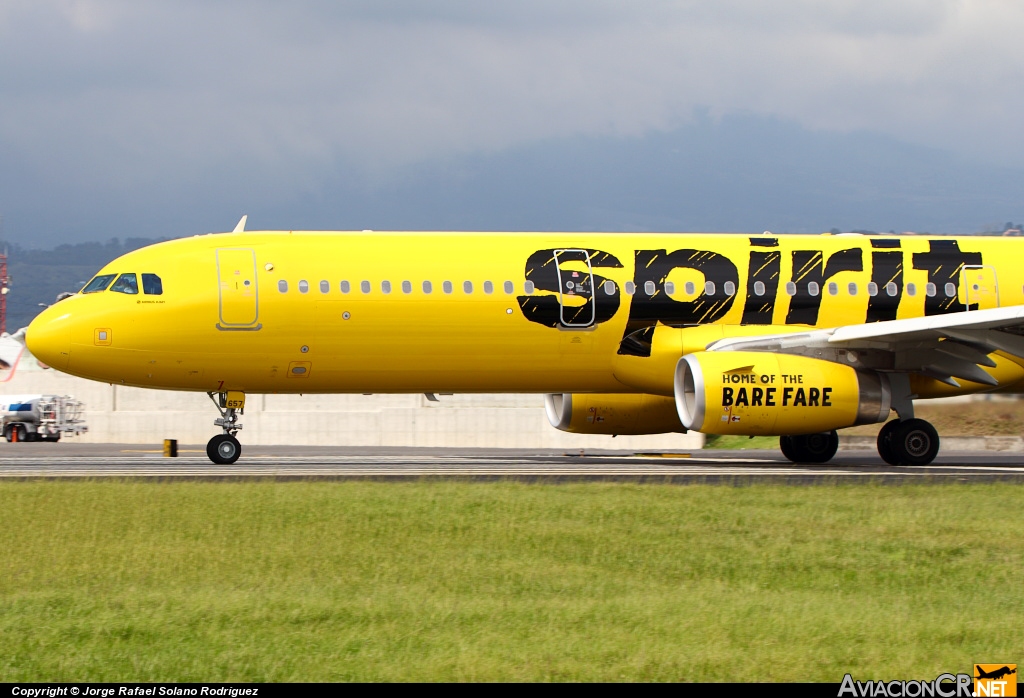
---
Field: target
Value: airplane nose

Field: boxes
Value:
[26,305,73,371]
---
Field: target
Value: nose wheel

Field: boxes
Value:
[207,434,241,465]
[207,391,244,465]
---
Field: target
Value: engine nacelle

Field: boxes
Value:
[674,352,891,436]
[545,393,686,435]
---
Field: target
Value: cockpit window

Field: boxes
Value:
[110,273,139,295]
[142,273,163,295]
[82,274,116,293]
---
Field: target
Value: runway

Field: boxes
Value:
[3,444,1024,482]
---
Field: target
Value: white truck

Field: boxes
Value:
[0,394,88,442]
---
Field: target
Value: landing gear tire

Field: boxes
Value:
[877,419,939,466]
[779,430,839,464]
[876,420,902,466]
[779,435,799,462]
[207,434,241,465]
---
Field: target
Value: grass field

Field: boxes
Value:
[1,481,1021,682]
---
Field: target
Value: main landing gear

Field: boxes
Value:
[779,431,840,464]
[778,419,941,467]
[779,375,940,467]
[778,421,940,466]
[207,391,243,465]
[876,419,939,466]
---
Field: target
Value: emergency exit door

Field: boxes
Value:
[554,249,596,327]
[962,265,999,310]
[216,248,261,330]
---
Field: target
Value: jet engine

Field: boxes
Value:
[674,351,891,435]
[544,393,685,435]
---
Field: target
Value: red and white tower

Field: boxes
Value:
[0,247,9,335]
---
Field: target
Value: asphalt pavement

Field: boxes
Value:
[2,443,1024,483]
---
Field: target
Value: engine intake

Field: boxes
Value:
[545,393,685,435]
[674,351,890,435]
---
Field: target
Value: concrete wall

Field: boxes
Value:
[1,351,704,449]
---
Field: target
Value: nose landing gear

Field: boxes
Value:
[207,391,244,464]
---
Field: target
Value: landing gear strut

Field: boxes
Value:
[779,431,840,464]
[207,391,243,465]
[874,378,940,466]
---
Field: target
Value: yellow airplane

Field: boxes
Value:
[25,218,1024,465]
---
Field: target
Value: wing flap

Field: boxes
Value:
[706,304,1024,388]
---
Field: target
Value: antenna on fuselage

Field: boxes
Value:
[232,215,248,233]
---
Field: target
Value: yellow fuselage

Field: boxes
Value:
[26,231,1024,398]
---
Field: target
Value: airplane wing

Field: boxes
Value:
[705,304,1024,388]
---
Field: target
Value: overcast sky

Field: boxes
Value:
[3,1,1024,246]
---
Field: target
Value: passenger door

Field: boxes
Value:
[216,248,261,330]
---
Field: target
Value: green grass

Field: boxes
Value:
[0,481,1021,681]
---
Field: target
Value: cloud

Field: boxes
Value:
[2,1,1024,243]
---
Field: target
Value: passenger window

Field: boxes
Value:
[807,281,819,297]
[848,282,857,296]
[644,280,656,295]
[704,281,716,296]
[423,280,433,294]
[926,282,936,297]
[907,283,917,296]
[402,280,412,294]
[945,282,956,297]
[141,274,163,295]
[867,282,878,296]
[278,280,288,293]
[463,281,473,294]
[381,280,391,294]
[603,280,615,295]
[754,281,765,296]
[298,280,309,294]
[886,282,898,296]
[685,281,696,295]
[320,280,329,294]
[340,280,350,293]
[624,281,635,295]
[664,281,675,295]
[505,281,514,294]
[82,274,116,293]
[524,281,535,294]
[361,280,371,294]
[724,281,736,296]
[828,282,838,296]
[785,282,796,296]
[110,273,139,295]
[443,281,453,294]
[484,281,494,294]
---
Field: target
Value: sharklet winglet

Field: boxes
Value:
[232,215,247,233]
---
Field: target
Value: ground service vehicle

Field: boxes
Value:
[24,219,1024,465]
[0,394,88,442]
